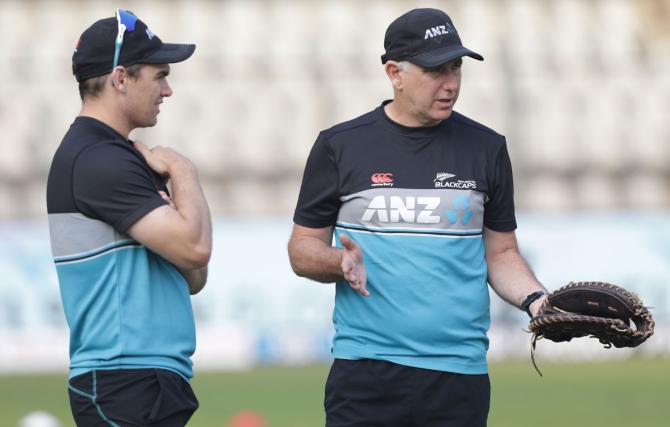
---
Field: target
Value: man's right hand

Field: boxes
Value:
[127,140,212,273]
[134,140,193,178]
[340,234,369,297]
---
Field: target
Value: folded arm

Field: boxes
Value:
[128,142,212,294]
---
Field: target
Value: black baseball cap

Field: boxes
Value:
[72,10,195,82]
[381,8,483,67]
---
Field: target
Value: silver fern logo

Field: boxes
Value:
[434,173,456,182]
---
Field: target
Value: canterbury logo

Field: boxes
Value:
[371,172,394,187]
[371,173,393,184]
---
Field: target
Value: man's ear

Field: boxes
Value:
[110,66,128,92]
[385,61,404,91]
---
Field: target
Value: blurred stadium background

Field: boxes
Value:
[0,0,668,426]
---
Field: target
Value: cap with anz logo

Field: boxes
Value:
[72,10,195,82]
[381,8,483,67]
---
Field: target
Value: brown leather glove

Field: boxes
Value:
[528,281,654,375]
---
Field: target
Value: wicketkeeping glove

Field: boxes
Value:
[528,281,654,375]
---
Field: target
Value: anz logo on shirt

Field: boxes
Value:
[361,195,476,225]
[362,196,441,224]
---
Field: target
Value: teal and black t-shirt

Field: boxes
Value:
[47,116,195,380]
[294,101,516,374]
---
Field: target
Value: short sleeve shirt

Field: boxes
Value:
[47,117,195,380]
[294,102,516,374]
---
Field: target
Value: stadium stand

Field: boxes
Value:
[0,0,667,219]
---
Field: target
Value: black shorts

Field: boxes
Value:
[68,368,198,427]
[325,358,490,427]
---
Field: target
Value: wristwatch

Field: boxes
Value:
[521,290,546,318]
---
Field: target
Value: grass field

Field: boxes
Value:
[1,358,668,426]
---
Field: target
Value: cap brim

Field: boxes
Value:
[143,43,196,64]
[409,46,483,67]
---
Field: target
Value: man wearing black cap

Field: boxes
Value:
[289,8,547,426]
[47,9,211,426]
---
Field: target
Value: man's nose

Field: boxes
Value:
[162,81,173,97]
[440,72,459,91]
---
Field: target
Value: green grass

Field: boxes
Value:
[189,365,328,426]
[489,358,670,427]
[1,358,668,426]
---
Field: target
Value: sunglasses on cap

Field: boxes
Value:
[112,9,138,68]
